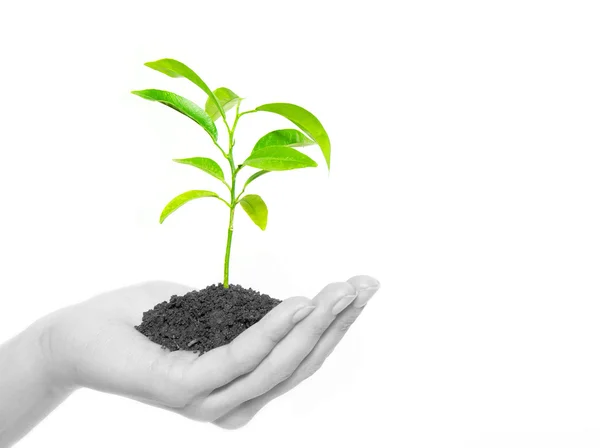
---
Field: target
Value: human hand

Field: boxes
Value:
[39,276,380,429]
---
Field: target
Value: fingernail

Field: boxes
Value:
[332,293,358,315]
[353,284,380,308]
[292,305,316,324]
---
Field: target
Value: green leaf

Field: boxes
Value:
[205,87,242,122]
[240,194,268,230]
[243,146,318,171]
[172,157,225,183]
[243,170,269,190]
[132,89,218,141]
[144,58,226,120]
[253,129,315,152]
[255,103,331,169]
[160,190,220,224]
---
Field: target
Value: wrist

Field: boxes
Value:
[0,315,75,444]
[23,311,79,395]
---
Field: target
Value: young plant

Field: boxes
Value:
[132,59,330,288]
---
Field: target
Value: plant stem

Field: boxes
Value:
[222,103,242,288]
[223,189,235,288]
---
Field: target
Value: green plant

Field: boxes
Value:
[132,59,330,288]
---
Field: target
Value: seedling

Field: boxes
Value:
[132,59,330,288]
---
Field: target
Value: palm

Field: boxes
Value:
[44,277,379,429]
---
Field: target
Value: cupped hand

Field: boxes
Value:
[39,276,380,429]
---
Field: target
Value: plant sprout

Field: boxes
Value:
[132,59,330,288]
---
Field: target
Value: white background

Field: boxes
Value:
[1,0,599,446]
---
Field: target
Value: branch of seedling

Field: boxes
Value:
[132,58,331,288]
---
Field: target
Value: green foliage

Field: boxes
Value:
[242,170,269,190]
[172,157,226,184]
[144,58,227,120]
[159,190,221,224]
[205,88,242,122]
[240,194,268,230]
[254,103,331,169]
[133,58,330,287]
[253,129,315,152]
[243,146,318,171]
[131,89,218,141]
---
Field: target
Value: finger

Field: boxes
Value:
[179,296,314,397]
[214,275,380,429]
[194,281,359,422]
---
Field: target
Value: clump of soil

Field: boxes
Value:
[136,284,280,355]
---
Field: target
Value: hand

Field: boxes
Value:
[39,276,380,429]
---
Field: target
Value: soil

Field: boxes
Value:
[135,283,281,355]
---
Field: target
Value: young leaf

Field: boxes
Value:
[160,190,221,224]
[240,194,268,230]
[205,88,242,122]
[144,58,226,120]
[243,170,269,190]
[132,89,218,141]
[172,157,225,183]
[254,103,331,169]
[243,146,318,171]
[252,129,315,152]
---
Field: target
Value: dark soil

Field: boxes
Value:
[135,284,281,355]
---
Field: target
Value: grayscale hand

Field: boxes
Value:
[0,276,380,446]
